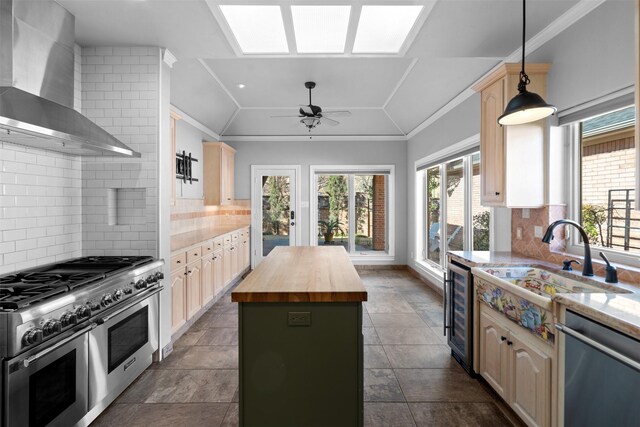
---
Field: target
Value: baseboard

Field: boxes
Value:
[354,264,407,271]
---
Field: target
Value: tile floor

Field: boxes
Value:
[92,269,519,427]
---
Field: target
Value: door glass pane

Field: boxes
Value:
[108,306,148,373]
[445,159,464,252]
[426,166,441,264]
[449,269,467,354]
[354,175,387,253]
[317,175,349,251]
[472,153,490,250]
[262,176,291,257]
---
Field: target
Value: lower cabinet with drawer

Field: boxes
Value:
[171,227,251,337]
[479,305,552,427]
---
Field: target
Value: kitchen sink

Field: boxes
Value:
[471,266,631,345]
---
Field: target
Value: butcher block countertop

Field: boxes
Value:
[232,246,367,303]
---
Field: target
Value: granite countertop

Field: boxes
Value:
[171,224,249,252]
[450,251,640,340]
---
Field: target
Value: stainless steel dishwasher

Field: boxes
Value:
[556,310,640,427]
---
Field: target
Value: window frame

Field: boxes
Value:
[413,135,492,283]
[566,117,640,268]
[309,164,395,263]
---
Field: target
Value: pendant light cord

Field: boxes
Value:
[518,0,530,93]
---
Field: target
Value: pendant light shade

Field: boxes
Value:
[498,0,556,126]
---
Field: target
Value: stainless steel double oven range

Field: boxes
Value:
[0,256,165,427]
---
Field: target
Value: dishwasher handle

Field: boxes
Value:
[556,323,640,373]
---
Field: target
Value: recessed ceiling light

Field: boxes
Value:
[237,83,246,89]
[291,6,351,54]
[219,5,289,54]
[353,5,423,54]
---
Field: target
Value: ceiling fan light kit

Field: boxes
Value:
[270,81,352,132]
[497,0,556,126]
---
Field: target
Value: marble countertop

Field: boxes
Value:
[450,251,640,340]
[171,224,249,252]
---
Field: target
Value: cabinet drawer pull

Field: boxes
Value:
[501,336,507,341]
[495,191,500,196]
[194,253,198,256]
[176,260,181,264]
[507,340,513,346]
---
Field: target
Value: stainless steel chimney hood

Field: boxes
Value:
[0,0,141,157]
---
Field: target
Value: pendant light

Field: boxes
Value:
[497,0,556,125]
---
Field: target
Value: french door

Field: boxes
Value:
[251,166,300,266]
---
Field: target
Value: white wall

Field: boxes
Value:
[405,0,635,278]
[228,139,408,264]
[174,119,215,199]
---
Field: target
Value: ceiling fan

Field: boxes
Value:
[271,82,351,131]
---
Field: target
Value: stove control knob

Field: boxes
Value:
[154,272,164,281]
[135,279,147,289]
[75,305,91,319]
[23,328,43,346]
[101,294,113,307]
[112,289,124,301]
[42,320,62,337]
[60,312,77,327]
[146,275,156,284]
[89,302,101,312]
[124,288,133,295]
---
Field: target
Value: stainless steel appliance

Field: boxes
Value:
[444,260,474,375]
[557,310,640,427]
[0,256,164,427]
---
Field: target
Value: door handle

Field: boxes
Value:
[291,222,295,226]
[290,211,295,220]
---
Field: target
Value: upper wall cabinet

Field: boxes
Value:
[203,142,236,205]
[473,64,550,208]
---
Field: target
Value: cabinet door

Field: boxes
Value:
[170,269,187,334]
[479,309,509,399]
[220,148,234,205]
[243,232,250,269]
[509,332,551,427]
[202,256,214,306]
[213,251,224,296]
[223,246,232,285]
[231,243,239,278]
[480,79,505,206]
[186,260,202,319]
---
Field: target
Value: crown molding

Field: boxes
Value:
[406,0,607,141]
[170,105,221,141]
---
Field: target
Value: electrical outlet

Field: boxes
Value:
[534,226,543,238]
[522,208,530,219]
[288,312,311,326]
[516,227,523,240]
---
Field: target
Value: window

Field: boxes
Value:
[311,166,394,259]
[569,105,638,260]
[417,150,490,271]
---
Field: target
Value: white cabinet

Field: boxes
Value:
[479,305,551,427]
[473,63,550,208]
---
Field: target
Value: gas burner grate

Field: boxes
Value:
[21,273,63,285]
[68,272,101,283]
[0,284,69,310]
[65,256,152,265]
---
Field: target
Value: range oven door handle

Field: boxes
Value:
[555,323,640,373]
[97,286,163,325]
[22,324,95,368]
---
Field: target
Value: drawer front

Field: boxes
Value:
[187,246,203,263]
[171,253,186,271]
[213,237,224,250]
[202,241,214,256]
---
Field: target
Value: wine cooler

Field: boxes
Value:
[444,260,474,375]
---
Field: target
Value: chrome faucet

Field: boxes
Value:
[542,219,594,276]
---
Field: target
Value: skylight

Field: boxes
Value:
[291,6,351,54]
[219,5,289,54]
[352,5,423,53]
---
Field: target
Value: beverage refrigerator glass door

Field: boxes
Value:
[88,286,160,412]
[445,261,474,375]
[4,325,91,427]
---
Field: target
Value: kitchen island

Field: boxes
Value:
[232,246,367,427]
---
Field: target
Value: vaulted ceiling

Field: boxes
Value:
[58,0,584,139]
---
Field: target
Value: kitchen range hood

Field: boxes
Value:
[0,0,140,157]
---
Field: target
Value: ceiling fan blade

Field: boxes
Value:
[322,110,351,117]
[322,117,340,126]
[271,115,303,118]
